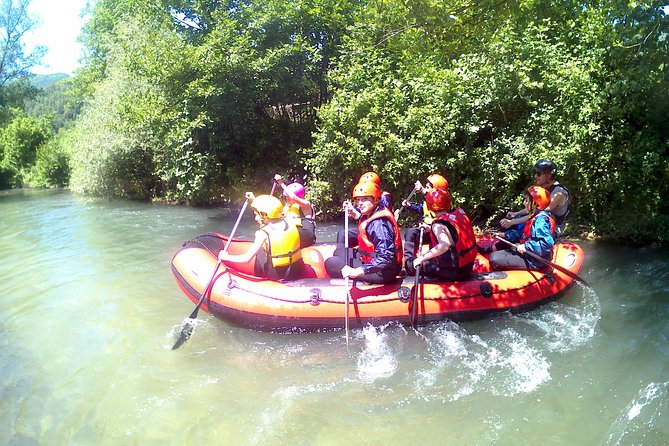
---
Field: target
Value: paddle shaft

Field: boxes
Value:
[411,226,425,328]
[191,198,250,318]
[172,199,249,350]
[344,207,350,345]
[492,235,589,286]
[395,188,418,220]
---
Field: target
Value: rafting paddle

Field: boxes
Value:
[410,226,425,328]
[344,204,350,346]
[172,198,250,350]
[492,235,589,286]
[393,187,419,220]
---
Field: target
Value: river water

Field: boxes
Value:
[1,189,667,445]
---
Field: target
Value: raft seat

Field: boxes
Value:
[300,246,329,279]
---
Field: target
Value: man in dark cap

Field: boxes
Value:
[499,159,571,238]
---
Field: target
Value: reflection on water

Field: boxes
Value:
[1,190,668,445]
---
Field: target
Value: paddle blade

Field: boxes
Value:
[172,318,195,350]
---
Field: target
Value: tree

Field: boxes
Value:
[0,0,45,85]
[0,107,52,187]
[0,0,45,124]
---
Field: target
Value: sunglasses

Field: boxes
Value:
[534,171,546,177]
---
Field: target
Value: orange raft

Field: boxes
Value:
[171,233,585,332]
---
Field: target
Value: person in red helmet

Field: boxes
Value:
[400,173,449,270]
[337,171,394,247]
[500,159,570,238]
[405,188,478,280]
[359,171,394,212]
[488,185,556,270]
[325,181,403,284]
[274,174,316,248]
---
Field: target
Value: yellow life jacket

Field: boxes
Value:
[260,220,301,267]
[283,203,303,227]
[422,201,436,225]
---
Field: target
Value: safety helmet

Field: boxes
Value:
[359,171,381,185]
[527,185,550,210]
[426,173,449,190]
[352,182,381,200]
[534,159,557,176]
[283,182,305,199]
[251,194,283,219]
[425,188,452,212]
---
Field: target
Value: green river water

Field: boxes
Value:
[1,189,667,445]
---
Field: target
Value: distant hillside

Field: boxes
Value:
[25,74,81,130]
[31,73,70,89]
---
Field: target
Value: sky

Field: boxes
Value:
[23,0,89,75]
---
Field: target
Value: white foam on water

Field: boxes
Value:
[518,283,601,352]
[355,324,399,383]
[407,321,554,402]
[251,381,339,445]
[605,381,669,446]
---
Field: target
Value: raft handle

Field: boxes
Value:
[309,288,321,306]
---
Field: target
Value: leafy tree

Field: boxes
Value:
[0,107,52,187]
[0,0,45,123]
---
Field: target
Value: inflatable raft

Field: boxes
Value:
[171,233,585,332]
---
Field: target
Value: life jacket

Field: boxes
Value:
[422,201,436,225]
[283,203,316,228]
[430,208,478,269]
[260,220,301,268]
[523,210,556,241]
[357,207,403,265]
[548,182,570,226]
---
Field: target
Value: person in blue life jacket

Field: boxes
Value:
[336,171,394,247]
[500,159,570,239]
[406,187,478,280]
[218,193,304,280]
[273,174,316,248]
[325,181,403,284]
[399,173,449,271]
[486,185,556,270]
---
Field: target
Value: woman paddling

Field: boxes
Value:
[218,193,304,280]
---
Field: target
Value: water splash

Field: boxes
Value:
[518,283,601,352]
[605,381,669,446]
[355,324,399,383]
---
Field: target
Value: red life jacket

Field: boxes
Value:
[430,208,478,269]
[357,207,403,265]
[523,210,556,241]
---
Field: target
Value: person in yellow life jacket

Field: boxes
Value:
[273,174,316,248]
[218,193,303,281]
[406,187,478,280]
[325,181,403,284]
[487,185,556,271]
[400,173,449,271]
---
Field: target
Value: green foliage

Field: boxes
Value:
[22,0,664,243]
[306,0,669,242]
[23,131,70,188]
[24,76,82,130]
[0,107,52,187]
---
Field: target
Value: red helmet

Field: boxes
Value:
[527,185,550,210]
[359,171,381,185]
[352,182,381,199]
[425,188,452,211]
[427,173,448,190]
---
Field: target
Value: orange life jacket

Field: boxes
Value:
[357,207,403,265]
[523,210,556,241]
[430,208,478,269]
